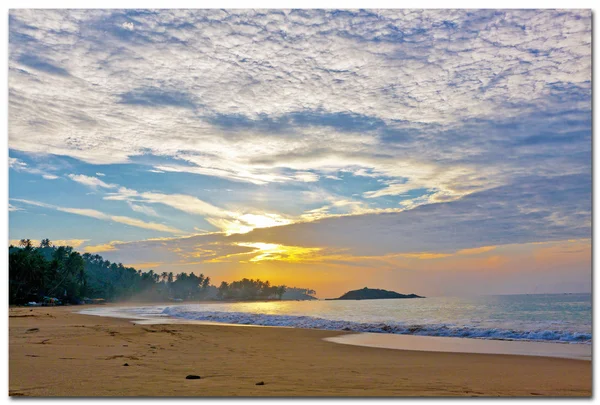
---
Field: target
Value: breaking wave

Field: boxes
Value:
[162,307,591,344]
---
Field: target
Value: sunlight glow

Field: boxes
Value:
[211,213,293,235]
[237,242,322,263]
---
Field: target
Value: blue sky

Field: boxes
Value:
[8,9,591,296]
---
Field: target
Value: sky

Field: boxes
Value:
[8,9,591,298]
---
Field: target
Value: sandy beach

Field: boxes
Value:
[9,305,592,397]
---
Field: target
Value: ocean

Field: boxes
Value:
[86,293,591,345]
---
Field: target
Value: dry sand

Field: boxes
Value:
[9,305,592,397]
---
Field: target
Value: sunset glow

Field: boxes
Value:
[8,9,591,298]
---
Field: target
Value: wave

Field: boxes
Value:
[161,307,591,344]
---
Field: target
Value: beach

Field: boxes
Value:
[9,305,591,397]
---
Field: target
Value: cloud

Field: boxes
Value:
[127,201,159,217]
[9,157,60,179]
[456,246,497,256]
[110,215,185,234]
[105,187,292,234]
[8,157,26,170]
[118,87,197,110]
[12,198,186,235]
[9,203,23,212]
[17,54,70,77]
[83,243,119,253]
[68,174,117,189]
[58,207,109,220]
[69,231,591,297]
[106,188,230,218]
[121,22,134,31]
[294,171,320,182]
[82,173,590,265]
[230,174,591,256]
[7,9,591,208]
[6,10,592,296]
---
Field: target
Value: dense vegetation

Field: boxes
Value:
[217,279,286,300]
[9,239,86,305]
[9,239,315,305]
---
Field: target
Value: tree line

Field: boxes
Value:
[9,239,315,305]
[217,279,286,300]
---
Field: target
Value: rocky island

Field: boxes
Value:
[328,287,424,300]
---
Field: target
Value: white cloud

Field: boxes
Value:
[121,22,134,31]
[9,157,60,179]
[105,187,292,235]
[12,198,186,235]
[127,201,159,217]
[7,10,591,257]
[105,187,232,218]
[68,174,117,189]
[294,172,320,182]
[110,215,184,234]
[9,203,23,212]
[9,157,27,170]
[7,10,591,207]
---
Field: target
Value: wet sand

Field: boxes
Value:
[9,305,592,397]
[325,333,592,360]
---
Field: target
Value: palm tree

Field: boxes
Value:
[19,239,33,249]
[40,238,52,248]
[201,277,210,290]
[276,285,286,300]
[218,281,229,299]
[161,272,168,283]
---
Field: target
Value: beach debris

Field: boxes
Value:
[255,381,265,386]
[185,375,201,380]
[123,363,129,367]
[26,328,39,333]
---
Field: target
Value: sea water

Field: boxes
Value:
[110,293,591,344]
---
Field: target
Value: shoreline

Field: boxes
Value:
[9,305,592,396]
[80,303,592,360]
[326,333,591,361]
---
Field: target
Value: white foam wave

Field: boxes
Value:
[161,307,591,344]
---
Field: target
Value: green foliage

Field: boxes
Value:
[280,287,317,300]
[9,239,310,305]
[9,242,86,304]
[216,278,286,300]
